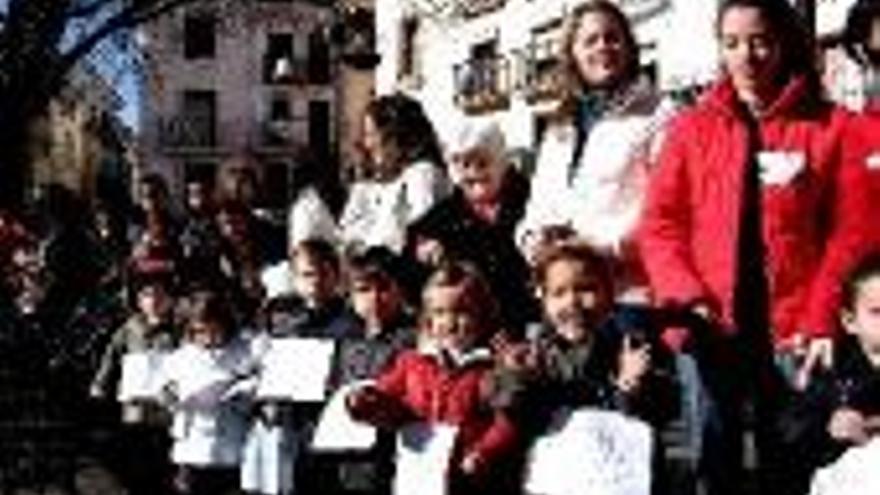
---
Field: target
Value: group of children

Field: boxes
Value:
[91,233,704,495]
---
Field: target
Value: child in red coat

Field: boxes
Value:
[346,262,520,495]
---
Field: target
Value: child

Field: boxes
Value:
[346,262,520,495]
[320,246,417,495]
[162,288,256,495]
[781,253,880,495]
[495,242,678,494]
[242,239,359,495]
[90,272,177,495]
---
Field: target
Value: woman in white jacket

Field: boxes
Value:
[339,93,451,254]
[517,0,675,301]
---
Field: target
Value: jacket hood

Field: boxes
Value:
[701,75,824,121]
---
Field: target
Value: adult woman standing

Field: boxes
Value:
[340,93,451,254]
[516,0,674,302]
[638,1,871,494]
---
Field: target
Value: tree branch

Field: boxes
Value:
[66,0,118,19]
[58,0,206,80]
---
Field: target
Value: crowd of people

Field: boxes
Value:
[2,0,880,494]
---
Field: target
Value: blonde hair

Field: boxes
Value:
[554,0,640,121]
[420,262,500,341]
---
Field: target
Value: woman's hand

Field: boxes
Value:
[415,236,445,266]
[828,408,869,445]
[796,337,834,390]
[617,335,651,393]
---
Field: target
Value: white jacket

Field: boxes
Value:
[163,337,257,467]
[339,160,451,253]
[518,80,674,255]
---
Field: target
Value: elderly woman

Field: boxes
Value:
[407,120,537,335]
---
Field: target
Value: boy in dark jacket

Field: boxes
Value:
[781,253,880,494]
[90,272,178,495]
[317,246,417,495]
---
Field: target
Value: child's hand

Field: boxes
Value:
[828,408,869,445]
[616,335,651,393]
[460,451,485,476]
[346,386,383,414]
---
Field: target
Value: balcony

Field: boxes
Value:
[454,56,512,115]
[459,0,506,18]
[157,116,231,154]
[252,118,305,155]
[523,38,561,103]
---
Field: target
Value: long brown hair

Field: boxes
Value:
[716,0,822,94]
[361,92,445,180]
[554,0,641,121]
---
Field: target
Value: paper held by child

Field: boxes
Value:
[256,337,336,401]
[810,437,880,495]
[311,380,378,452]
[524,408,653,495]
[118,351,167,402]
[393,423,458,495]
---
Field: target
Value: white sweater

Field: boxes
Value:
[163,337,257,467]
[339,160,451,253]
[517,80,675,256]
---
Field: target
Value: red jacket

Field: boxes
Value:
[348,347,518,488]
[842,111,880,251]
[639,77,870,345]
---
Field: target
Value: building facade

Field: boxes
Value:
[139,0,347,209]
[28,63,132,205]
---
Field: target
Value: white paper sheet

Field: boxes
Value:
[524,408,653,495]
[256,338,336,401]
[311,380,377,452]
[118,351,167,402]
[393,423,457,495]
[810,437,880,495]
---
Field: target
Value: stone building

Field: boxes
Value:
[28,63,132,205]
[138,0,350,209]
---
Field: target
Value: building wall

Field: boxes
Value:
[374,0,721,157]
[140,0,339,199]
[29,65,126,203]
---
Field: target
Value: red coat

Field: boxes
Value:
[639,77,871,345]
[842,111,880,250]
[348,348,518,491]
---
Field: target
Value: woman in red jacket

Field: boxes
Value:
[638,1,871,495]
[841,0,880,250]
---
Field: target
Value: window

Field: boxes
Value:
[183,14,216,59]
[181,90,217,146]
[308,100,331,159]
[264,33,295,84]
[398,16,420,80]
[269,95,291,121]
[308,30,331,84]
[263,161,291,209]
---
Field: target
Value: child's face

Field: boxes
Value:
[293,255,339,307]
[188,319,226,347]
[350,275,402,329]
[843,275,880,355]
[137,285,171,321]
[540,259,612,343]
[424,285,482,354]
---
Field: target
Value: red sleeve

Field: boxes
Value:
[469,412,519,464]
[347,352,417,427]
[802,112,874,338]
[638,114,707,306]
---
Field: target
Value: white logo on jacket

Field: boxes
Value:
[866,152,880,171]
[757,151,806,186]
